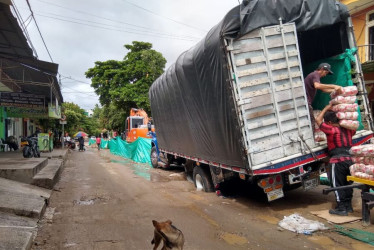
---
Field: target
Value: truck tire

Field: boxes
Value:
[193,166,214,192]
[150,146,158,168]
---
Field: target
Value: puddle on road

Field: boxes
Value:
[111,159,159,181]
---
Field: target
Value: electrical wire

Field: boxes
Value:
[10,0,38,58]
[32,13,198,42]
[34,0,203,38]
[32,12,200,41]
[25,0,54,62]
[123,0,208,33]
[61,85,97,98]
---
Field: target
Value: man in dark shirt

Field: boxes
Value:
[304,63,342,131]
[316,103,356,216]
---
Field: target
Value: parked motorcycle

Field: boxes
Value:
[21,137,40,158]
[5,136,19,151]
[65,139,76,149]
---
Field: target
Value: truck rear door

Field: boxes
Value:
[226,22,315,169]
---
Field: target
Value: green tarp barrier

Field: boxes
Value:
[100,140,109,149]
[108,137,152,165]
[88,138,96,146]
[304,48,364,130]
[335,225,374,246]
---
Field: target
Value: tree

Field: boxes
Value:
[85,41,166,115]
[62,102,100,136]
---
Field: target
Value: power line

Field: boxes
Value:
[60,75,91,85]
[61,85,98,97]
[25,0,54,62]
[10,0,38,58]
[34,0,203,38]
[123,0,208,33]
[32,13,198,42]
[32,11,200,40]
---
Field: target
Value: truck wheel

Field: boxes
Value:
[150,146,158,168]
[193,166,214,192]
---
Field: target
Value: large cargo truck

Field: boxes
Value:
[148,0,374,201]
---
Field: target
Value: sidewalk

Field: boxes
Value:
[0,148,69,159]
[0,148,69,250]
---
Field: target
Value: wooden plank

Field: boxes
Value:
[263,24,294,36]
[279,110,309,122]
[235,55,266,66]
[271,60,299,71]
[232,42,263,54]
[245,107,274,119]
[251,139,283,152]
[281,119,310,132]
[235,50,299,67]
[241,82,304,99]
[266,36,296,49]
[249,128,279,140]
[239,77,270,88]
[237,66,268,77]
[247,117,277,130]
[237,29,261,40]
[273,71,301,81]
[241,86,306,110]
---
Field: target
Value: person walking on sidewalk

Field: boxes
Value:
[316,103,356,216]
[96,136,101,151]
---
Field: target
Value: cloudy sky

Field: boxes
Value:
[11,0,239,110]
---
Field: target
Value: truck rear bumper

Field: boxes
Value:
[252,131,373,175]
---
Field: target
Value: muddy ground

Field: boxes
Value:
[32,146,374,249]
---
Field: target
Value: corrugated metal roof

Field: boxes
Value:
[0,2,63,103]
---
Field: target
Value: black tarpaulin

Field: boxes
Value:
[149,0,349,169]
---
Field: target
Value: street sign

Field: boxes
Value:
[59,120,67,124]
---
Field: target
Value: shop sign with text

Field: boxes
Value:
[0,92,45,108]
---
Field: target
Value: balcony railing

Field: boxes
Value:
[358,44,374,63]
[358,44,374,74]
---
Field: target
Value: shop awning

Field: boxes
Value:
[0,1,63,103]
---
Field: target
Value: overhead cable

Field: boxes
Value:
[25,0,54,62]
[34,0,202,38]
[123,0,208,33]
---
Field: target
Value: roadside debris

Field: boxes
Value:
[278,213,328,234]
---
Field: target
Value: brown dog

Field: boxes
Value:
[151,220,184,250]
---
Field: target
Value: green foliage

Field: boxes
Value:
[62,102,99,136]
[85,41,166,122]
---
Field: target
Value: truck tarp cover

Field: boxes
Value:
[149,0,348,168]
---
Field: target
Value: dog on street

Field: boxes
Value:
[151,220,184,250]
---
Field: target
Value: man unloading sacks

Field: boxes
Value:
[316,103,355,216]
[304,63,342,131]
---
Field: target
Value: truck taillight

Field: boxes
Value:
[268,177,274,185]
[276,175,281,182]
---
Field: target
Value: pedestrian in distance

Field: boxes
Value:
[316,103,355,216]
[304,63,342,131]
[78,136,85,152]
[96,136,101,150]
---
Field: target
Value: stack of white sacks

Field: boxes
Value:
[330,86,359,130]
[313,86,359,142]
[350,145,374,180]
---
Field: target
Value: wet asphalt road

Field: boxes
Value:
[32,146,373,249]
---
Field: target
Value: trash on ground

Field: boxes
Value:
[278,213,328,234]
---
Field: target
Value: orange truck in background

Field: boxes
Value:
[125,108,154,142]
